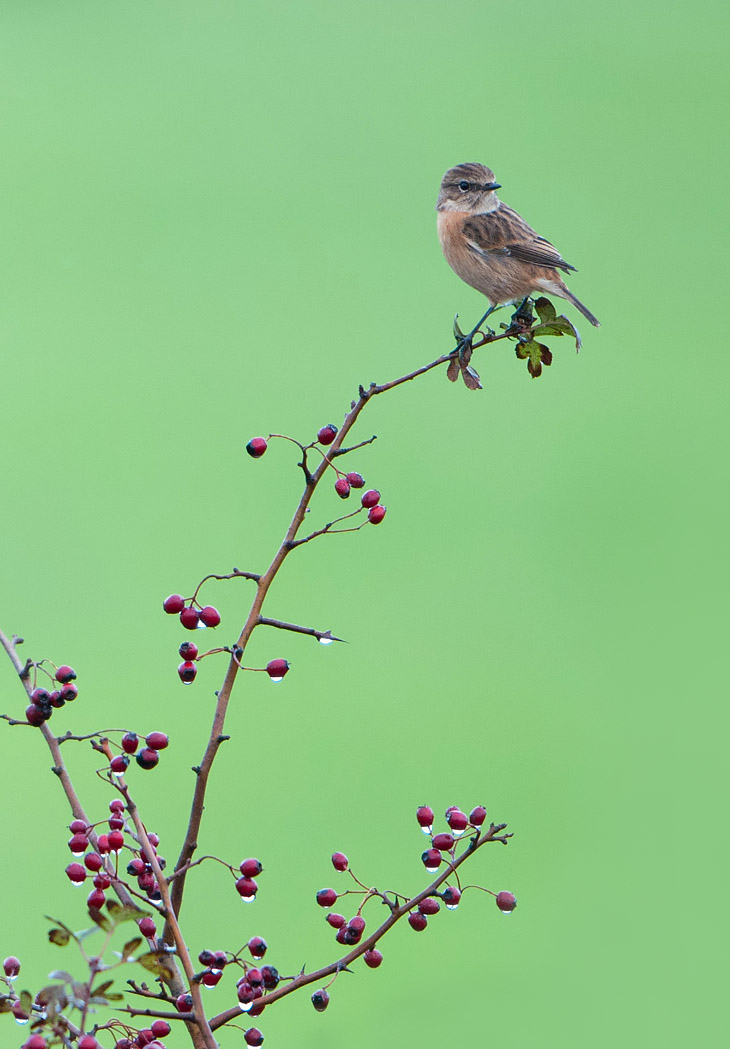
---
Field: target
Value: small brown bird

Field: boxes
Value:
[436,162,599,328]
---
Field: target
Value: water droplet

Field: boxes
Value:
[319,637,334,645]
[424,862,439,873]
[445,902,460,911]
[500,910,513,916]
[71,881,84,889]
[240,894,256,902]
[420,825,432,836]
[452,828,465,837]
[111,770,125,779]
[14,1016,29,1026]
[196,621,207,630]
[269,677,284,684]
[239,1002,253,1013]
[181,679,194,685]
[6,974,18,981]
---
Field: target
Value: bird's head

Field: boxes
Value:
[436,163,501,213]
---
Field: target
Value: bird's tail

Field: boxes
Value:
[561,287,600,328]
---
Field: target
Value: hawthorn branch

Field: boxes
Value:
[257,618,346,643]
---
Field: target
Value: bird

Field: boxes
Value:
[436,162,599,328]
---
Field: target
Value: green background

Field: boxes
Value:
[1,1,726,1046]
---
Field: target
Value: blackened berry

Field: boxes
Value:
[246,438,268,458]
[311,989,330,1012]
[261,965,279,990]
[421,848,441,871]
[176,992,194,1013]
[110,754,129,774]
[55,665,77,683]
[178,660,198,683]
[136,748,160,770]
[179,641,199,660]
[30,687,51,706]
[247,936,267,959]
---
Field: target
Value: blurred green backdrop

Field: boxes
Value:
[1,1,726,1047]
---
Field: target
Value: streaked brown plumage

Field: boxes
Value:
[436,162,599,327]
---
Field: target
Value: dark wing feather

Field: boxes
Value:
[464,204,577,273]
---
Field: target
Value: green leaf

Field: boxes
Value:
[453,314,465,341]
[122,937,143,960]
[93,979,115,997]
[138,951,178,981]
[48,927,71,947]
[534,297,557,323]
[106,901,148,924]
[88,907,112,933]
[19,990,33,1014]
[105,992,125,1002]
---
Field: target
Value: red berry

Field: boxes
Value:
[345,472,365,488]
[316,887,337,907]
[93,873,111,890]
[137,1031,155,1047]
[235,876,258,900]
[176,992,194,1013]
[139,917,157,938]
[30,687,51,706]
[178,660,198,683]
[368,504,387,524]
[110,754,129,774]
[198,949,216,966]
[163,594,185,614]
[418,897,440,915]
[122,732,139,754]
[469,805,487,826]
[202,969,222,987]
[49,690,65,707]
[108,830,124,851]
[417,805,434,829]
[261,965,279,989]
[3,955,20,977]
[311,988,330,1012]
[212,950,227,970]
[199,605,221,628]
[244,1028,264,1047]
[442,885,462,908]
[265,658,289,681]
[70,819,88,833]
[408,912,428,931]
[148,832,160,847]
[150,1020,171,1038]
[432,832,455,851]
[247,936,267,959]
[26,703,48,726]
[145,731,169,751]
[246,437,268,458]
[96,834,111,854]
[334,477,351,498]
[69,832,89,855]
[84,852,103,872]
[55,665,77,683]
[78,1038,99,1049]
[421,848,441,871]
[60,682,79,702]
[87,888,106,909]
[136,748,160,770]
[317,424,338,445]
[110,799,125,812]
[180,606,200,630]
[364,948,383,968]
[23,1036,47,1049]
[127,857,146,875]
[109,815,124,830]
[65,863,86,884]
[446,808,468,833]
[361,489,380,508]
[11,1001,29,1021]
[239,858,263,877]
[496,890,517,913]
[247,967,263,988]
[179,641,199,660]
[331,851,349,872]
[326,913,346,928]
[348,915,365,934]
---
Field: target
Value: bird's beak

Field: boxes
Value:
[484,182,501,191]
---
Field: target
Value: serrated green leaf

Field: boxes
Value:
[138,951,178,980]
[534,297,557,323]
[122,937,143,960]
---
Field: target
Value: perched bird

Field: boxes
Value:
[436,162,599,328]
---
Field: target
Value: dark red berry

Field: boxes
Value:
[87,888,106,909]
[202,969,222,987]
[311,988,330,1012]
[199,605,221,628]
[30,687,51,706]
[145,731,169,751]
[148,832,160,846]
[180,606,200,630]
[96,834,111,854]
[49,690,65,707]
[442,885,462,908]
[469,805,487,826]
[70,819,88,833]
[316,888,337,908]
[55,665,77,683]
[176,992,194,1013]
[496,890,517,913]
[432,832,455,851]
[421,848,441,871]
[163,594,185,614]
[334,477,351,498]
[198,949,216,966]
[261,965,279,989]
[237,980,261,1005]
[368,504,387,524]
[244,1028,264,1047]
[345,472,365,488]
[65,862,86,884]
[348,915,365,934]
[331,852,348,872]
[122,732,139,754]
[179,641,199,660]
[247,967,263,988]
[317,424,338,445]
[93,873,111,890]
[108,829,124,851]
[246,437,268,458]
[23,1035,47,1049]
[239,858,263,877]
[364,948,383,968]
[110,754,129,774]
[3,956,20,978]
[265,658,289,681]
[11,1001,29,1021]
[136,748,160,770]
[84,852,103,872]
[178,660,198,683]
[136,1031,154,1047]
[110,799,125,812]
[247,936,267,959]
[69,832,89,855]
[408,912,428,931]
[78,1037,99,1049]
[446,808,468,833]
[139,917,157,938]
[26,703,48,726]
[212,950,227,970]
[127,857,146,875]
[150,1020,171,1038]
[235,876,258,900]
[326,913,346,928]
[361,489,380,508]
[418,897,440,915]
[109,815,124,830]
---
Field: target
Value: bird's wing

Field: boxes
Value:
[464,205,577,273]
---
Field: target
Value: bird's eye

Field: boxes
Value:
[458,180,470,192]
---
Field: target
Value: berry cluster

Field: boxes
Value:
[109,730,170,774]
[106,1020,172,1048]
[235,857,263,902]
[25,665,78,726]
[163,593,221,631]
